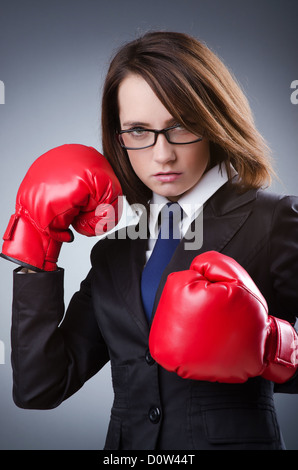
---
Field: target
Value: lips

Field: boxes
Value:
[153,172,182,182]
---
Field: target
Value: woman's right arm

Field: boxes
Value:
[1,144,122,409]
[11,267,109,409]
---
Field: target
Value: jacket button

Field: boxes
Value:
[148,407,161,424]
[145,349,155,365]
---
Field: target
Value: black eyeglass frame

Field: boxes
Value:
[116,123,204,150]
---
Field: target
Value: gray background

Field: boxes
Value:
[0,0,297,450]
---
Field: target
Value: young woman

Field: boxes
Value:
[2,31,298,450]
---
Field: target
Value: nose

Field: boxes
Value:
[152,133,176,164]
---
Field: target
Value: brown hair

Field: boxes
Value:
[101,31,274,206]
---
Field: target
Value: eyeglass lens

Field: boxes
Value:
[119,125,203,149]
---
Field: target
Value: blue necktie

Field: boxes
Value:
[141,202,182,322]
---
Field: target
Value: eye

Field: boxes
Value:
[129,128,150,139]
[131,128,145,135]
[169,124,187,134]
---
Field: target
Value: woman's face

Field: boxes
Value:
[118,74,210,202]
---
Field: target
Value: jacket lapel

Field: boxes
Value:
[105,222,150,337]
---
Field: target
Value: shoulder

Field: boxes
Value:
[208,179,288,216]
[249,190,298,257]
[222,179,298,214]
[256,188,297,204]
[210,181,298,230]
[255,189,298,220]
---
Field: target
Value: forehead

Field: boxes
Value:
[118,74,173,126]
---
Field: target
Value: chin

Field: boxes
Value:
[156,186,185,200]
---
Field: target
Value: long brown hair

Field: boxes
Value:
[101,31,274,206]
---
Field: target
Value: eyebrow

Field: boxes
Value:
[122,117,177,129]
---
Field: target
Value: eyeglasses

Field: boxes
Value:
[117,124,204,150]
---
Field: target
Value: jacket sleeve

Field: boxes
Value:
[268,195,298,393]
[11,267,109,409]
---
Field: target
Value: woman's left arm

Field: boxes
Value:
[269,195,298,393]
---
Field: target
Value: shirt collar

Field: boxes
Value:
[148,163,236,238]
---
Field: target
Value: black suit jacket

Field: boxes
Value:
[11,181,298,450]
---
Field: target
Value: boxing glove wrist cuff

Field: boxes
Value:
[262,316,298,383]
[1,212,62,271]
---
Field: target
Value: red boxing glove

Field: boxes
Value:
[149,251,298,384]
[1,144,122,271]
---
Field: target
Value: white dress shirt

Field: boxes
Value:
[145,163,236,261]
